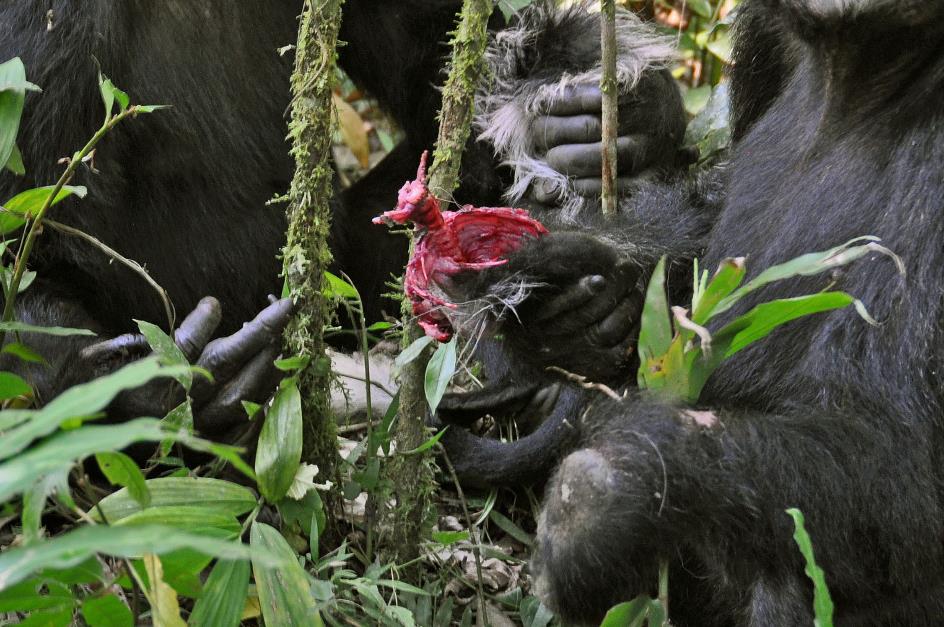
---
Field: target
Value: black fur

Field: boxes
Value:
[448,0,944,624]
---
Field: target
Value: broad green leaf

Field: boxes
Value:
[0,58,27,174]
[394,335,432,368]
[39,559,103,586]
[0,185,87,235]
[0,578,72,613]
[0,524,252,591]
[274,354,310,372]
[424,337,456,414]
[22,471,69,543]
[599,597,650,627]
[0,358,189,461]
[255,378,303,503]
[113,506,240,538]
[18,605,73,626]
[251,522,323,626]
[82,594,133,627]
[189,560,250,627]
[683,84,712,116]
[159,401,194,456]
[375,579,431,596]
[366,321,393,332]
[95,451,150,508]
[0,321,94,337]
[93,477,256,523]
[489,510,533,547]
[0,371,31,400]
[323,270,359,300]
[687,0,712,18]
[0,419,192,502]
[787,509,834,627]
[706,28,733,64]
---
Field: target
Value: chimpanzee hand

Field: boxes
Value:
[480,232,643,383]
[529,78,692,206]
[78,296,293,442]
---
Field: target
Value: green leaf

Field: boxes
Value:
[251,522,323,626]
[113,506,240,538]
[497,0,535,22]
[136,320,192,390]
[688,0,712,18]
[323,271,359,300]
[95,451,150,508]
[2,342,45,364]
[0,57,27,174]
[432,530,469,546]
[0,419,175,502]
[5,143,25,175]
[691,257,745,325]
[189,560,250,627]
[399,426,448,456]
[82,594,133,627]
[489,510,533,547]
[683,84,712,116]
[637,256,672,387]
[0,371,31,400]
[93,477,256,523]
[255,378,303,503]
[0,524,252,591]
[274,354,310,372]
[18,605,73,626]
[99,74,129,116]
[0,358,188,461]
[22,471,70,543]
[787,509,834,627]
[366,321,394,332]
[712,237,899,317]
[0,321,94,337]
[599,597,650,627]
[134,104,170,114]
[375,579,431,596]
[0,185,87,235]
[424,337,456,414]
[723,292,854,357]
[0,578,72,613]
[159,401,194,456]
[394,335,432,368]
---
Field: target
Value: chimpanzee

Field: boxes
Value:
[0,1,687,440]
[436,0,944,624]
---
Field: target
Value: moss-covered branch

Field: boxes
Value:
[384,0,495,569]
[282,0,344,525]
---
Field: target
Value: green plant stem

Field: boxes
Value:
[0,106,140,347]
[659,558,670,624]
[600,0,619,216]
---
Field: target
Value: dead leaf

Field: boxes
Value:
[333,92,370,168]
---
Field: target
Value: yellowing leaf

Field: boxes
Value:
[143,554,186,627]
[333,92,370,168]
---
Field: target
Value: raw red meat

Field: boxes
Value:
[373,152,548,341]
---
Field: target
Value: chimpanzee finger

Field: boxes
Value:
[535,275,607,322]
[545,136,650,178]
[192,298,293,404]
[174,296,223,362]
[569,176,649,199]
[542,261,637,334]
[532,114,602,152]
[515,383,563,433]
[78,333,150,364]
[197,343,282,434]
[542,84,602,116]
[586,293,640,348]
